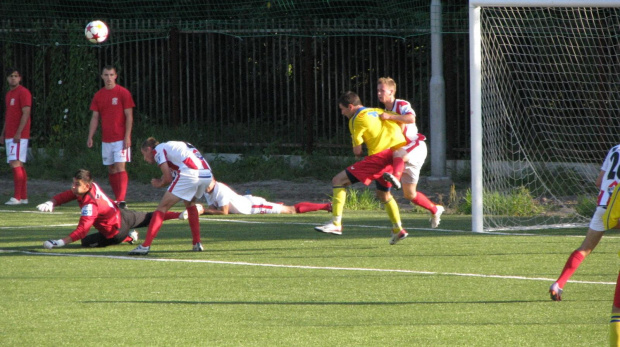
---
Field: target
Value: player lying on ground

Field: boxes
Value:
[179,179,331,217]
[38,169,181,249]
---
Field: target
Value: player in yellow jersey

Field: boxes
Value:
[314,91,409,244]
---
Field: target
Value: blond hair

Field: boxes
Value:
[378,77,397,93]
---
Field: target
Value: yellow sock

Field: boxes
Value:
[382,197,402,232]
[611,315,620,347]
[332,187,346,226]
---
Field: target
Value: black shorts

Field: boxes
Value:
[80,209,153,248]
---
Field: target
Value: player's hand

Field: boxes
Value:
[37,201,54,212]
[43,239,65,249]
[379,112,391,120]
[86,138,93,148]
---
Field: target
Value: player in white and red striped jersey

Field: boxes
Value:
[549,144,620,301]
[179,180,331,216]
[38,169,181,249]
[377,77,444,228]
[129,137,213,255]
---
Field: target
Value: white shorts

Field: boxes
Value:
[5,138,28,163]
[168,169,213,202]
[401,140,427,185]
[589,206,607,232]
[247,196,283,214]
[102,140,131,166]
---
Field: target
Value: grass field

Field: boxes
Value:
[1,199,619,346]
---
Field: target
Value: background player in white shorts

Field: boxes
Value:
[1,67,32,205]
[377,77,444,228]
[549,144,620,301]
[129,137,212,255]
[87,65,135,208]
[180,179,331,216]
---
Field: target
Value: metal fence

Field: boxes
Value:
[3,21,471,157]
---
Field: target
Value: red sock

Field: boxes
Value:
[19,166,27,199]
[123,236,133,243]
[392,157,405,180]
[163,211,181,220]
[12,167,24,200]
[294,202,331,213]
[557,250,586,288]
[142,210,164,247]
[117,171,128,202]
[411,192,437,214]
[187,205,201,244]
[109,173,119,201]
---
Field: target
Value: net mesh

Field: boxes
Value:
[480,6,620,231]
[0,0,468,45]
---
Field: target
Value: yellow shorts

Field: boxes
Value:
[603,184,620,230]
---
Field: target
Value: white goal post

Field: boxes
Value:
[469,0,620,232]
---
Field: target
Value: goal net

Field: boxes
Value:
[470,1,620,232]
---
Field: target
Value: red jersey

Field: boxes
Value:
[89,85,135,142]
[52,182,121,242]
[4,85,32,138]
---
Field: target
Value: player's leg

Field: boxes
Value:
[81,232,122,247]
[184,199,203,250]
[111,141,130,207]
[610,271,620,346]
[129,190,181,255]
[550,207,607,300]
[5,139,28,204]
[376,184,407,245]
[291,202,332,214]
[384,147,408,189]
[314,170,350,235]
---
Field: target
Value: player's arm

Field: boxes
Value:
[0,118,6,142]
[380,111,414,124]
[352,144,363,158]
[12,106,31,141]
[123,107,133,150]
[86,111,100,148]
[203,204,230,215]
[151,162,173,188]
[43,207,97,249]
[37,190,77,212]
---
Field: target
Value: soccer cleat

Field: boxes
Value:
[128,230,139,245]
[192,242,204,252]
[118,201,127,209]
[20,199,28,204]
[5,197,22,205]
[382,172,401,190]
[431,205,445,228]
[128,244,150,255]
[389,229,408,245]
[314,222,342,235]
[549,282,563,301]
[179,204,205,220]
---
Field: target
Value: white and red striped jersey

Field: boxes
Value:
[153,141,210,174]
[387,99,419,142]
[598,144,620,206]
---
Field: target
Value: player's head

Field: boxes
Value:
[71,169,93,196]
[377,77,396,104]
[101,65,118,88]
[5,67,21,88]
[141,137,159,164]
[338,91,362,118]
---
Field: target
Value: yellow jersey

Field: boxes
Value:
[348,107,406,155]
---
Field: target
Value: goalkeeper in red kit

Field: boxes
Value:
[39,169,180,249]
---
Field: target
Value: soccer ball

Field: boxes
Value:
[85,20,108,44]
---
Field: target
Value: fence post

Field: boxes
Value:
[169,26,180,126]
[302,36,315,154]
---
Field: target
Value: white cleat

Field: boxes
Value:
[389,229,408,245]
[5,197,26,205]
[431,205,445,228]
[128,244,150,255]
[193,242,204,252]
[314,222,342,235]
[128,230,139,245]
[179,204,205,220]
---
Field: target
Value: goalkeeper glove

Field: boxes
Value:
[43,239,65,249]
[37,201,54,212]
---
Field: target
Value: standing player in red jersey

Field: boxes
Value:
[377,77,445,228]
[38,169,181,249]
[0,68,32,205]
[87,65,135,209]
[129,137,213,255]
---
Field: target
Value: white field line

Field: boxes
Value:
[0,249,614,285]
